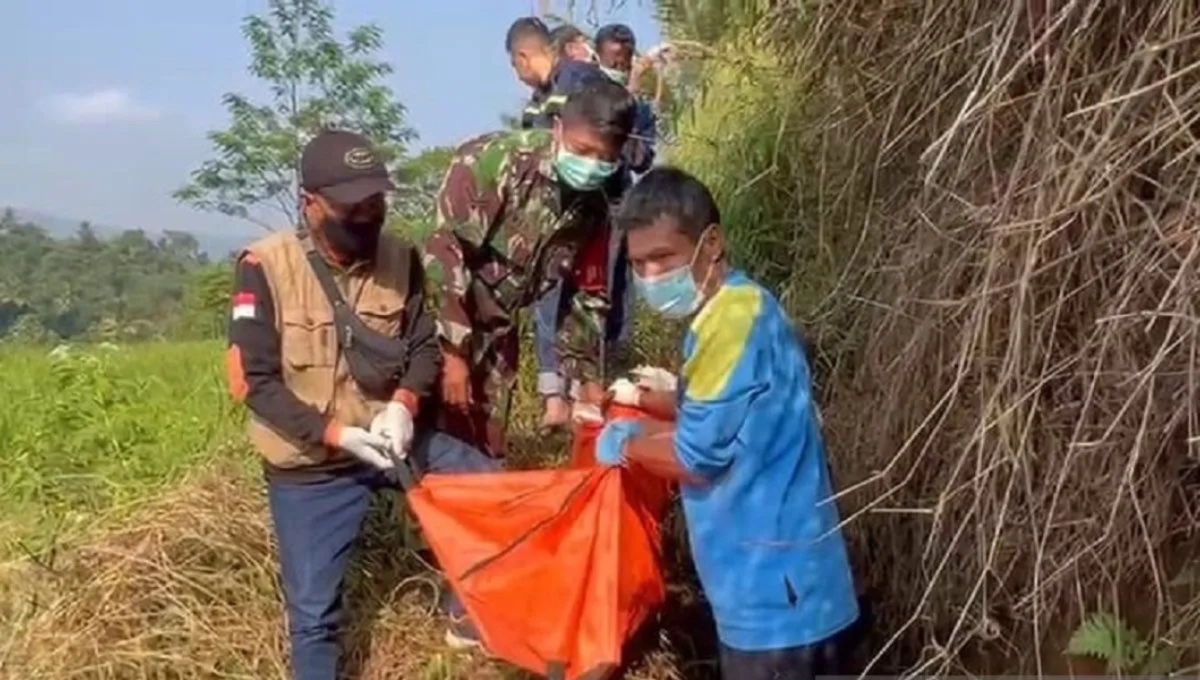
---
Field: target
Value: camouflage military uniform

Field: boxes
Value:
[423,128,616,455]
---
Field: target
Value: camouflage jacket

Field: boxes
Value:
[423,128,616,385]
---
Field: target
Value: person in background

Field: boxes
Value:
[225,130,499,679]
[509,18,647,429]
[593,23,657,174]
[599,167,861,680]
[550,23,592,63]
[423,80,636,458]
[507,17,630,430]
[509,16,608,130]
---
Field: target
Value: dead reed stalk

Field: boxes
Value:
[768,0,1200,673]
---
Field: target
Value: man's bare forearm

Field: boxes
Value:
[625,428,698,484]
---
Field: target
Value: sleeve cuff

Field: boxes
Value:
[392,388,420,416]
[322,420,342,449]
[538,372,566,396]
[436,320,472,356]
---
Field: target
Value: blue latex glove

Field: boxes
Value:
[596,419,644,467]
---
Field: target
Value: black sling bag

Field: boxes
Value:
[299,233,410,401]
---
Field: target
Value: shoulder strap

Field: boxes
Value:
[297,231,351,311]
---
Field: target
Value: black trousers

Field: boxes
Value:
[719,635,843,680]
[718,597,871,680]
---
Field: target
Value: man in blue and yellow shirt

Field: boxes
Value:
[597,166,861,679]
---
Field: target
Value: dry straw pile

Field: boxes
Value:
[0,464,496,680]
[671,0,1200,673]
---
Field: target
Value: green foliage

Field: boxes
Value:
[666,34,814,292]
[0,209,214,342]
[174,0,415,228]
[0,342,242,556]
[1066,612,1178,674]
[393,146,454,226]
[182,262,236,340]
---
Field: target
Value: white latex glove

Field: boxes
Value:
[334,425,394,471]
[630,365,678,393]
[608,378,642,407]
[379,401,414,460]
[572,401,604,424]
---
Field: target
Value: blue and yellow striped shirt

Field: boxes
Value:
[675,269,859,651]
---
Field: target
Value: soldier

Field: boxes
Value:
[508,16,608,130]
[506,18,640,429]
[423,80,636,456]
[226,130,496,680]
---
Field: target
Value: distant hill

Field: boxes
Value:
[6,207,254,259]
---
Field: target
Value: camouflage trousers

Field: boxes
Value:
[434,329,519,459]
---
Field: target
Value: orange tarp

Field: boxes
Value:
[405,415,672,680]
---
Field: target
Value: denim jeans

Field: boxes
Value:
[534,230,634,397]
[267,431,500,680]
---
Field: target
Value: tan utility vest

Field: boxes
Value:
[244,230,411,469]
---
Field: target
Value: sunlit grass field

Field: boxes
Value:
[0,341,244,555]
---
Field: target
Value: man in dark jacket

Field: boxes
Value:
[508,16,609,130]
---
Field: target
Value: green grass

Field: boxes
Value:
[0,340,243,555]
[0,313,679,560]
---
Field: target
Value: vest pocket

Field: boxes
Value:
[356,298,405,336]
[281,316,337,368]
[280,316,337,414]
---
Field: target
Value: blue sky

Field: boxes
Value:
[0,0,660,247]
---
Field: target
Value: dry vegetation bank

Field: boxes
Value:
[667,0,1200,673]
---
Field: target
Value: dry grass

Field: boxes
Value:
[0,459,715,680]
[0,324,697,680]
[690,0,1200,674]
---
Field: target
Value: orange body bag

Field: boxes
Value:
[403,403,673,680]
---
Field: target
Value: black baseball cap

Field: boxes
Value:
[300,129,395,205]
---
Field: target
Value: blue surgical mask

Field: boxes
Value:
[600,66,629,86]
[633,229,714,318]
[554,148,618,191]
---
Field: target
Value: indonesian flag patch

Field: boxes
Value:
[232,292,257,320]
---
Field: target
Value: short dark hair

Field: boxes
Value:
[560,79,637,145]
[595,23,636,51]
[550,24,587,56]
[616,166,720,239]
[505,17,550,53]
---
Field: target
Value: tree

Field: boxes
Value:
[174,0,415,230]
[0,215,212,343]
[181,262,236,340]
[389,146,455,243]
[392,147,454,222]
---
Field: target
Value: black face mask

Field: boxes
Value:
[323,215,384,262]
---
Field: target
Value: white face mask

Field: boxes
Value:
[632,227,715,318]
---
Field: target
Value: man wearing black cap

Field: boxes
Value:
[226,129,497,680]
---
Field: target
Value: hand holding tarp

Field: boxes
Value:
[630,365,678,393]
[333,425,394,471]
[371,403,414,461]
[607,378,642,407]
[596,420,644,467]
